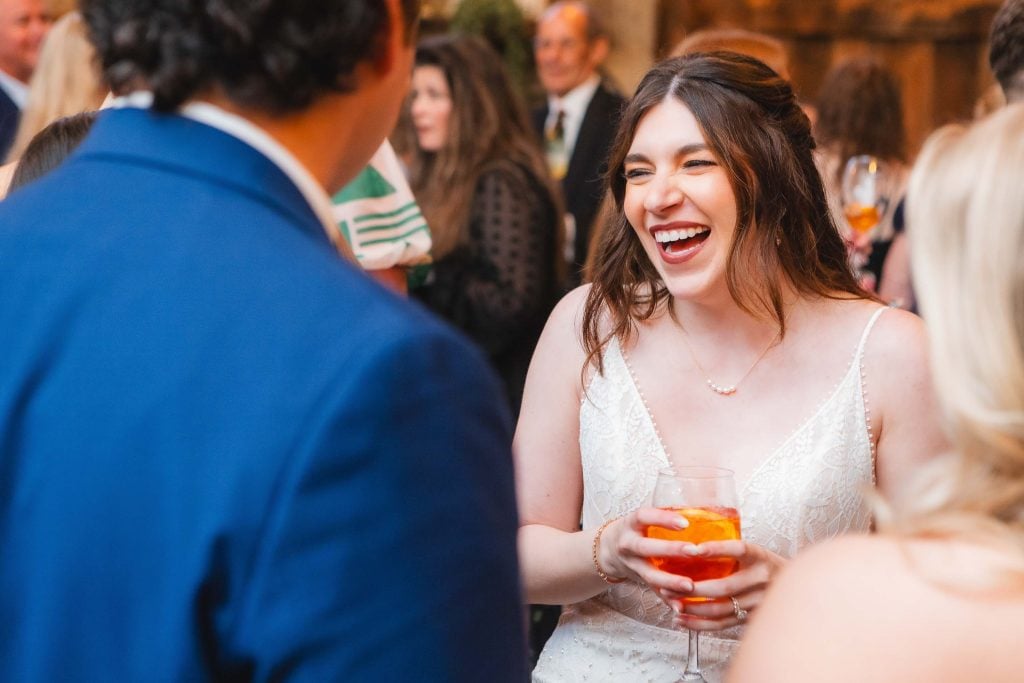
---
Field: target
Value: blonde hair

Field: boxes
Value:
[898,103,1024,568]
[6,12,106,163]
[669,28,790,81]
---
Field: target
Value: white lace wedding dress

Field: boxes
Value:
[532,308,885,682]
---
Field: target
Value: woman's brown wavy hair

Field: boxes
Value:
[582,52,869,375]
[401,34,562,264]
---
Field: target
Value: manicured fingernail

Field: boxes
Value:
[675,515,689,529]
[683,544,703,555]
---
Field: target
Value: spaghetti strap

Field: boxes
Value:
[854,306,887,360]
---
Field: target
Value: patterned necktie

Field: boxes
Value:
[545,108,568,180]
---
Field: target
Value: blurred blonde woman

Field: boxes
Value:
[729,104,1024,683]
[5,11,105,163]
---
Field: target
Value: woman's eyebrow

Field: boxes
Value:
[624,143,709,165]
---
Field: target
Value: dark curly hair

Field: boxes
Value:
[79,0,421,114]
[990,0,1024,103]
[582,52,866,375]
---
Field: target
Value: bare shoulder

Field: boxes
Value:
[863,305,929,368]
[729,535,887,681]
[529,284,594,370]
[859,304,933,405]
[546,283,593,333]
[760,533,906,605]
[728,535,906,682]
[730,533,1024,683]
[811,300,932,397]
[850,303,948,496]
[514,285,594,527]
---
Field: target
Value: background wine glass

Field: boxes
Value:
[840,154,896,290]
[646,467,741,683]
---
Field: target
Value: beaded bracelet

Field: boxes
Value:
[591,518,625,584]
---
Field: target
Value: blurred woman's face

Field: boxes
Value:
[410,65,452,152]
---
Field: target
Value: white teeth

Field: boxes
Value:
[654,226,709,243]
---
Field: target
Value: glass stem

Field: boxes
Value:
[683,628,702,680]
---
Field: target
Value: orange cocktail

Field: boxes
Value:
[843,203,881,236]
[646,506,741,596]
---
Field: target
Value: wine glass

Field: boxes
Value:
[840,155,896,290]
[646,467,741,682]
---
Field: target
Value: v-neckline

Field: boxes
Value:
[610,326,867,496]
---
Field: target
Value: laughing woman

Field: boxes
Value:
[515,52,947,680]
[402,35,562,417]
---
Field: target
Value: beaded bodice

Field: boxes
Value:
[533,308,883,681]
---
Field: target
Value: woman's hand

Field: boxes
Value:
[661,540,786,632]
[596,508,706,596]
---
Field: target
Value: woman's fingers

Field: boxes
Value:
[680,590,762,618]
[688,565,768,599]
[685,539,746,558]
[671,591,764,631]
[631,506,690,530]
[674,611,742,632]
[634,566,694,595]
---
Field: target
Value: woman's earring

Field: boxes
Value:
[775,236,782,247]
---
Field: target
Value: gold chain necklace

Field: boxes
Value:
[675,323,780,396]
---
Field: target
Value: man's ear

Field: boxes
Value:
[588,36,610,70]
[373,0,406,75]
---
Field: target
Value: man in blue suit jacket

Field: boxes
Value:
[0,1,527,681]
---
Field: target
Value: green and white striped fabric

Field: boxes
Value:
[332,140,432,270]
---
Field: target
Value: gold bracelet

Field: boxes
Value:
[591,518,625,584]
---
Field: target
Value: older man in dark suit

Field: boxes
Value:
[533,0,625,287]
[0,0,50,160]
[0,0,527,680]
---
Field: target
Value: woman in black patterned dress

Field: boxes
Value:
[402,34,563,418]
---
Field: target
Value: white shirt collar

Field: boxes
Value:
[545,74,601,156]
[0,69,28,108]
[109,92,354,260]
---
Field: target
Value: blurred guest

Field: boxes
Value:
[880,0,1023,314]
[729,103,1024,683]
[990,0,1024,104]
[669,28,790,80]
[0,0,528,680]
[6,109,95,191]
[0,0,52,159]
[974,82,1007,119]
[405,33,562,417]
[48,0,75,19]
[0,159,13,194]
[532,0,624,286]
[5,11,105,162]
[814,57,908,293]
